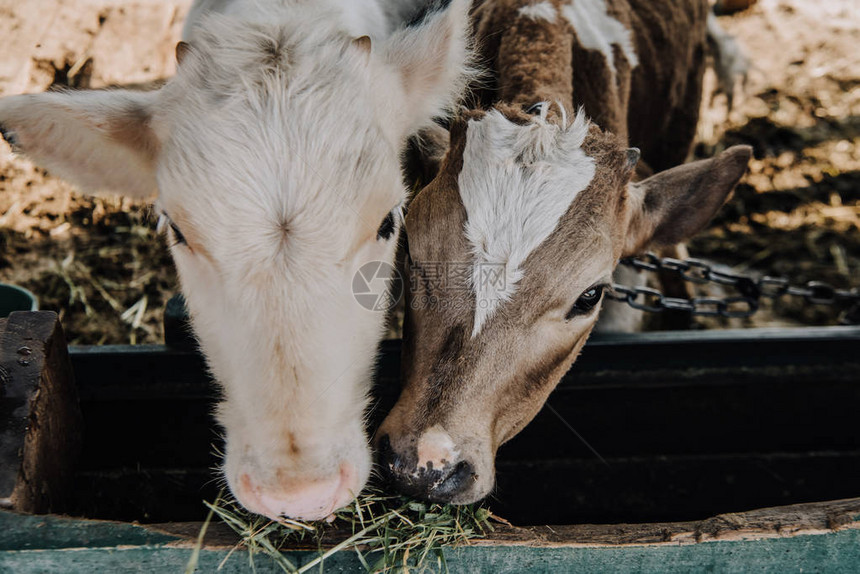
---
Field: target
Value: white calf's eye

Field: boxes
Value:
[377,210,396,241]
[169,221,187,246]
[565,285,605,321]
[158,212,187,247]
[525,102,546,115]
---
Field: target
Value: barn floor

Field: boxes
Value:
[0,0,858,344]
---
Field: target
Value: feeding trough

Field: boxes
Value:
[1,311,858,572]
[0,0,858,569]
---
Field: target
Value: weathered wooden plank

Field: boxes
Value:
[0,311,81,514]
[0,499,858,573]
[148,497,860,550]
[0,510,176,551]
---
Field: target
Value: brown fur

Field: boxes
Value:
[398,116,475,430]
[378,0,749,505]
[470,0,708,168]
[106,104,161,165]
[473,0,576,110]
[626,0,709,170]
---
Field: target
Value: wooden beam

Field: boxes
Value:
[148,496,860,550]
[2,498,856,572]
[0,311,81,513]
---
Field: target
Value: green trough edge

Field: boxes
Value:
[1,529,859,573]
[0,511,179,551]
[1,509,859,573]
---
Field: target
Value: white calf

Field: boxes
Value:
[0,0,473,519]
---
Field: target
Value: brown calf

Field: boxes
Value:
[377,0,752,504]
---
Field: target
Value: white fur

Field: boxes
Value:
[415,425,460,473]
[183,0,391,43]
[0,0,473,520]
[518,1,558,23]
[459,106,595,336]
[562,0,638,76]
[706,12,749,110]
[0,90,160,198]
[594,264,645,333]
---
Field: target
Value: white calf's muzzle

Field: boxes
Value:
[234,461,359,521]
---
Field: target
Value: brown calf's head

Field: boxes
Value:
[377,103,751,504]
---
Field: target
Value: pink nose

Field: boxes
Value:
[234,462,357,521]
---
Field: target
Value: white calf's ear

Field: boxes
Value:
[623,145,753,256]
[383,0,473,135]
[0,89,161,199]
[352,35,372,55]
[175,41,192,65]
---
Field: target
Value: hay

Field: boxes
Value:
[196,490,504,573]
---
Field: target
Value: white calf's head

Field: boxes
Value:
[378,104,752,504]
[0,1,473,519]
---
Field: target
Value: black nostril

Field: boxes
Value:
[376,435,477,502]
[428,460,475,501]
[377,434,413,477]
[381,452,476,502]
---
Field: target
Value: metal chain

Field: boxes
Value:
[608,254,860,324]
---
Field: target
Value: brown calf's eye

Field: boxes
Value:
[377,211,396,241]
[525,102,546,115]
[565,285,605,321]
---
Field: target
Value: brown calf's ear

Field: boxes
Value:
[344,36,372,64]
[623,145,753,255]
[403,123,451,188]
[624,147,641,174]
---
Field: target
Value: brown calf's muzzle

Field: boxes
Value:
[377,433,478,502]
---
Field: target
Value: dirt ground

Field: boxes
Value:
[0,0,188,344]
[0,0,858,344]
[691,0,860,328]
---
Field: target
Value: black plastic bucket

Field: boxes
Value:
[0,283,38,318]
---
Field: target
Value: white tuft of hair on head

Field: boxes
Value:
[561,0,638,76]
[517,1,559,23]
[458,107,595,336]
